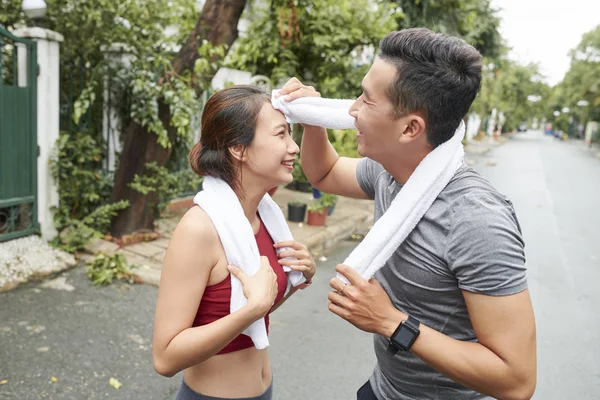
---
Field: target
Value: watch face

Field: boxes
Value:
[396,326,416,347]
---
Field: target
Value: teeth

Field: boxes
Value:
[282,161,294,166]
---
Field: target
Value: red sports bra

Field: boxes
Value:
[192,217,288,354]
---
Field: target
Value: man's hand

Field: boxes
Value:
[276,77,321,102]
[328,264,404,336]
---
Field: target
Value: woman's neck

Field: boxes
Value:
[237,180,267,231]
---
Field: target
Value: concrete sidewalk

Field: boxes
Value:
[84,188,375,287]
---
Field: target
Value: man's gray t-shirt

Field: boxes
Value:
[356,158,527,400]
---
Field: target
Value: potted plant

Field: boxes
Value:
[287,201,307,222]
[291,161,312,193]
[321,193,338,216]
[306,198,328,226]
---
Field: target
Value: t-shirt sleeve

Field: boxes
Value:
[445,192,528,296]
[356,157,384,200]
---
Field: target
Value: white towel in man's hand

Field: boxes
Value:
[271,89,356,129]
[271,90,465,283]
[194,177,306,349]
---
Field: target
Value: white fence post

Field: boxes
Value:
[14,27,64,241]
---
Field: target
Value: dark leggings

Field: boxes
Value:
[357,380,379,400]
[175,379,273,400]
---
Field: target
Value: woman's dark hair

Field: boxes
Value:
[189,85,270,193]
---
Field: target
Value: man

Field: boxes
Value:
[278,28,536,400]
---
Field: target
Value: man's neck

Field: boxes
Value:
[379,147,431,185]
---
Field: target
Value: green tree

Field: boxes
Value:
[471,56,550,133]
[109,0,248,236]
[228,0,399,99]
[0,0,25,29]
[5,0,248,236]
[390,0,503,59]
[547,25,600,132]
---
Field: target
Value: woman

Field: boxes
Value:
[152,85,316,400]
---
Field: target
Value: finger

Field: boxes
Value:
[227,265,246,283]
[328,291,354,309]
[277,81,304,96]
[277,249,308,260]
[273,241,305,250]
[259,255,271,265]
[284,88,320,102]
[335,264,365,287]
[285,264,311,273]
[277,258,309,266]
[329,277,349,293]
[328,301,350,320]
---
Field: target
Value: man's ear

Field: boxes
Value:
[229,144,246,162]
[398,113,426,144]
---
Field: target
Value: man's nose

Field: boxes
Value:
[349,95,362,118]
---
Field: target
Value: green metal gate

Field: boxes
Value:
[0,26,38,242]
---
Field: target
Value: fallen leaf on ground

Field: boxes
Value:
[109,377,122,389]
[0,379,7,385]
[51,376,58,383]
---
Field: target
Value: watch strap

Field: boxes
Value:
[405,315,420,332]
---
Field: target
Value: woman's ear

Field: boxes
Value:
[229,144,246,162]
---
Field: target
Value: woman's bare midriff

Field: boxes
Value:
[183,221,271,398]
[184,348,272,398]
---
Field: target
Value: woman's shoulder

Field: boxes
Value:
[171,206,219,247]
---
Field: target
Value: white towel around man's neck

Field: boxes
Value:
[193,177,306,349]
[271,91,465,283]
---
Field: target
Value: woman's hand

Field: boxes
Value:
[227,256,278,318]
[274,241,316,283]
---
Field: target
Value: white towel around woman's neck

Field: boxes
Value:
[193,177,306,349]
[271,91,465,283]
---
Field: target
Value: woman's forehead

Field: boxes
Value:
[258,102,288,128]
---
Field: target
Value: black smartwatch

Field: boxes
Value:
[387,315,421,354]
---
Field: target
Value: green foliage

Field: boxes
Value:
[229,0,399,99]
[329,129,361,158]
[51,202,129,253]
[320,193,338,208]
[471,57,550,132]
[292,159,309,183]
[129,162,203,214]
[391,0,503,59]
[49,130,130,252]
[308,197,329,212]
[50,130,111,221]
[41,0,214,149]
[0,0,25,29]
[85,253,134,286]
[547,25,600,131]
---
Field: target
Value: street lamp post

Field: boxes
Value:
[21,0,47,27]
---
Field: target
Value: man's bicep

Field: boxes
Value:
[447,193,527,295]
[463,290,536,377]
[313,157,371,199]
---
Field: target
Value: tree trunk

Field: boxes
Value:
[110,0,247,237]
